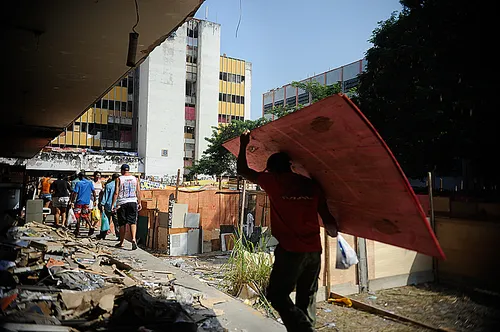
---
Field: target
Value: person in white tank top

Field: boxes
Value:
[112,164,142,250]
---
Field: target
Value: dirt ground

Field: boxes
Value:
[154,252,500,332]
[316,284,500,332]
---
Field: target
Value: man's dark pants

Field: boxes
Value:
[266,245,321,332]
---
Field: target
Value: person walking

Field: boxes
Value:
[237,131,338,332]
[112,164,142,250]
[50,173,71,227]
[91,171,103,208]
[100,173,120,239]
[69,172,96,236]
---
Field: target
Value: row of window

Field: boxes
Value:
[219,72,245,84]
[218,114,244,123]
[70,122,132,138]
[115,77,133,88]
[95,99,133,112]
[219,93,245,104]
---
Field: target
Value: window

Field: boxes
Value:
[95,100,102,108]
[222,94,227,102]
[219,93,223,101]
[128,79,134,94]
[241,75,245,82]
[222,72,228,81]
[235,95,241,104]
[228,74,235,83]
[263,103,273,112]
[286,96,296,106]
[186,81,196,97]
[102,100,108,109]
[127,101,133,112]
[274,100,284,107]
[231,95,236,103]
[115,101,120,111]
[121,78,128,87]
[186,72,197,81]
[297,92,309,105]
[219,72,223,80]
[240,96,245,104]
[108,100,114,110]
[121,102,127,112]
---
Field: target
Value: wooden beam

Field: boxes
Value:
[323,230,331,299]
[356,237,368,292]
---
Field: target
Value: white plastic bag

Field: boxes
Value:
[67,208,77,226]
[335,234,359,269]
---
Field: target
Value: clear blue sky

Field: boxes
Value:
[195,0,402,119]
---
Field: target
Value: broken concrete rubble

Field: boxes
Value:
[1,219,284,332]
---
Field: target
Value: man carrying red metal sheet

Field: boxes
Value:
[237,131,338,332]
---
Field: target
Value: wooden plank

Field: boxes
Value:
[373,242,432,279]
[356,237,368,292]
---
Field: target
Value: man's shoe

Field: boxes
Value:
[132,242,138,250]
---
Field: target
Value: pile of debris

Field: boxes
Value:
[0,221,226,332]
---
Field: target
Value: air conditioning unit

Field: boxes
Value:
[161,149,168,157]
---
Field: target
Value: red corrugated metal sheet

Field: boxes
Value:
[223,94,445,259]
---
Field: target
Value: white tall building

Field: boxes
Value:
[138,19,221,179]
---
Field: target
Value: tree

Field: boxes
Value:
[189,118,269,178]
[358,1,493,185]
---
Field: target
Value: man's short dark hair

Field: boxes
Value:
[266,152,291,173]
[112,173,120,180]
[57,173,64,180]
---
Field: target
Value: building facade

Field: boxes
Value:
[49,73,138,151]
[218,55,252,123]
[36,18,251,179]
[262,59,366,116]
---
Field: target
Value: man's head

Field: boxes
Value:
[77,172,85,180]
[57,173,64,180]
[266,152,292,173]
[120,164,130,175]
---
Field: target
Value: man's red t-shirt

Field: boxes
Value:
[257,172,322,253]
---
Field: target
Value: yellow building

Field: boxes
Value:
[50,72,137,151]
[218,55,251,124]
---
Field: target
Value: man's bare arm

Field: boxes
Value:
[111,178,120,210]
[136,178,142,211]
[237,131,259,183]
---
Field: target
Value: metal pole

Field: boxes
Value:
[428,172,435,228]
[239,179,247,242]
[175,169,181,202]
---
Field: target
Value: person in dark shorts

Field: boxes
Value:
[50,173,71,227]
[237,131,338,332]
[112,164,142,250]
